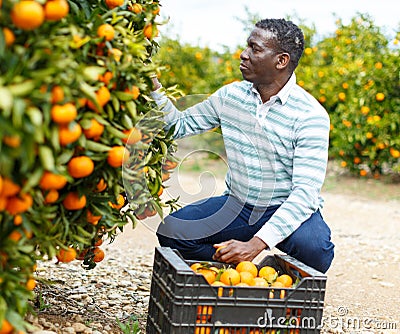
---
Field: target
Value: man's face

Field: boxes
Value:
[239,27,282,85]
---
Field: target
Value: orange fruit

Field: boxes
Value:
[56,246,77,262]
[197,305,213,322]
[197,268,216,284]
[144,205,157,217]
[239,271,255,286]
[44,189,59,204]
[3,135,21,148]
[11,0,45,30]
[258,266,277,283]
[51,85,64,104]
[6,193,33,215]
[271,281,285,288]
[104,0,123,9]
[0,178,20,197]
[0,197,7,211]
[87,86,111,112]
[87,210,102,225]
[236,261,258,278]
[143,23,157,39]
[219,268,240,286]
[8,230,22,242]
[124,85,140,99]
[39,171,68,190]
[94,238,103,246]
[253,277,268,287]
[44,0,69,21]
[190,262,202,271]
[122,127,142,144]
[62,192,86,210]
[99,71,113,85]
[97,23,115,41]
[59,121,82,146]
[0,319,13,334]
[13,214,23,226]
[275,274,293,287]
[161,171,170,182]
[162,160,178,170]
[51,103,77,124]
[96,178,107,192]
[2,28,15,47]
[67,156,94,178]
[108,194,125,210]
[83,118,104,139]
[152,5,160,15]
[107,146,129,167]
[26,278,36,291]
[130,3,142,13]
[93,247,105,262]
[375,92,385,101]
[108,48,122,62]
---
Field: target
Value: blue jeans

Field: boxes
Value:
[156,195,334,273]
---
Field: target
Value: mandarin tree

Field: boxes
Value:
[296,14,400,177]
[0,0,178,331]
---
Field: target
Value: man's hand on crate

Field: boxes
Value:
[212,237,267,264]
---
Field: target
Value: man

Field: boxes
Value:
[150,18,334,273]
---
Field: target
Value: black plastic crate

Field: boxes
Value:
[146,247,327,334]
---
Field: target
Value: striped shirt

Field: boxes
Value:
[151,74,330,249]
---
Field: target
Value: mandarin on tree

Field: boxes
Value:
[122,127,142,144]
[6,193,33,215]
[82,118,104,139]
[11,0,45,30]
[108,48,122,62]
[0,319,13,334]
[93,247,105,262]
[109,194,125,210]
[59,121,82,146]
[2,135,21,148]
[87,86,111,111]
[87,210,102,225]
[51,103,77,123]
[67,156,95,178]
[107,146,129,167]
[44,0,69,21]
[124,85,140,99]
[39,171,68,190]
[97,24,115,41]
[51,85,65,104]
[44,189,59,204]
[56,247,77,263]
[2,28,15,47]
[62,192,86,210]
[0,178,20,197]
[131,3,142,13]
[104,0,123,9]
[26,278,36,291]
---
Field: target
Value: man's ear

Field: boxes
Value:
[276,53,290,70]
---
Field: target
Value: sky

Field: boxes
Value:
[158,0,399,51]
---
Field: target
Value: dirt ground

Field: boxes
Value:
[113,168,400,333]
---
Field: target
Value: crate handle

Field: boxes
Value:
[156,247,194,273]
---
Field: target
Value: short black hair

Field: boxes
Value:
[255,18,305,73]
